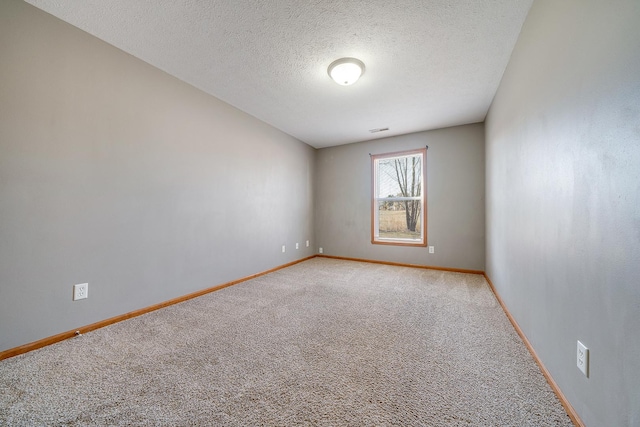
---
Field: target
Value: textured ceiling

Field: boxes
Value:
[24,0,533,148]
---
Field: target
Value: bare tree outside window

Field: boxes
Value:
[392,156,422,232]
[372,149,426,246]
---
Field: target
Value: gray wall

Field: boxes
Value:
[316,124,485,271]
[0,0,315,353]
[485,1,640,426]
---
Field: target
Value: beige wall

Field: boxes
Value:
[486,1,640,425]
[316,124,485,271]
[0,0,315,352]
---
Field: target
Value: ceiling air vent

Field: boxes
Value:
[369,127,389,133]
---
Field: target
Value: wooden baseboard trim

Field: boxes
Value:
[483,273,584,427]
[0,256,315,361]
[316,254,485,275]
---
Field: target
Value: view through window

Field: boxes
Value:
[371,148,427,246]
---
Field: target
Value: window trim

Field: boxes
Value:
[371,148,427,247]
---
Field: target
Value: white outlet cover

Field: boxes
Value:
[319,247,323,254]
[428,246,435,254]
[577,340,589,377]
[296,243,299,249]
[281,245,286,253]
[306,240,309,247]
[73,283,88,301]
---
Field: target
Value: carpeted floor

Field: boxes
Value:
[0,258,572,426]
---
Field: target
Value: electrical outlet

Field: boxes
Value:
[319,247,323,254]
[306,240,309,247]
[73,283,88,301]
[282,245,286,253]
[296,243,299,249]
[429,246,435,254]
[577,340,589,377]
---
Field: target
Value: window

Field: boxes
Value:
[371,148,427,246]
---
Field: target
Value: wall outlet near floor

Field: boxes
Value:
[296,243,299,250]
[73,283,88,301]
[319,247,323,254]
[577,340,589,377]
[281,245,286,253]
[306,240,309,247]
[428,246,435,254]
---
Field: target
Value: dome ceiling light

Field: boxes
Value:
[327,57,365,86]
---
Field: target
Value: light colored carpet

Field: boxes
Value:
[0,258,572,426]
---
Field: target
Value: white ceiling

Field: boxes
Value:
[24,0,533,148]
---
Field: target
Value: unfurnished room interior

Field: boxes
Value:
[0,1,638,426]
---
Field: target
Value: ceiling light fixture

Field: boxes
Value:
[328,57,365,86]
